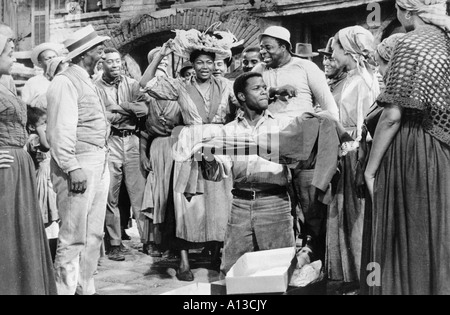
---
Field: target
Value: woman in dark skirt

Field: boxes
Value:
[365,0,450,295]
[0,34,57,295]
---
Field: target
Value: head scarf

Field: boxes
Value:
[338,26,376,87]
[377,33,405,62]
[46,57,66,80]
[0,34,8,55]
[396,0,450,31]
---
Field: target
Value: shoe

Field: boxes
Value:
[143,243,162,257]
[108,246,125,262]
[121,230,131,241]
[120,243,131,254]
[176,269,194,282]
[148,243,162,258]
[162,250,177,260]
[142,243,149,255]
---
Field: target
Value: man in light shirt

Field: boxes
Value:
[95,47,149,262]
[47,25,110,296]
[202,72,296,274]
[255,26,340,261]
[22,43,60,108]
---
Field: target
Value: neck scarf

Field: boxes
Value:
[103,73,122,88]
[328,70,347,92]
[338,26,376,88]
[396,0,450,32]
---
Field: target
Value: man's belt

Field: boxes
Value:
[231,186,287,201]
[110,128,137,138]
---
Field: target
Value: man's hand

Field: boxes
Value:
[69,169,88,194]
[272,85,298,101]
[160,39,175,56]
[0,151,14,169]
[140,155,152,174]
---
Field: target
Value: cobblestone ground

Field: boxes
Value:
[95,223,357,295]
[95,224,221,295]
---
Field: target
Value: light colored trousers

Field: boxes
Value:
[51,146,109,296]
[106,134,146,246]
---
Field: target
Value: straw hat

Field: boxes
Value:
[64,25,110,62]
[295,43,319,58]
[31,43,62,67]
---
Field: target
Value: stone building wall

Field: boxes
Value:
[4,0,403,79]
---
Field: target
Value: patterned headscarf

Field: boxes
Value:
[338,26,376,87]
[396,0,450,31]
[377,33,405,62]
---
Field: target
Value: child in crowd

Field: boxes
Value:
[26,106,59,262]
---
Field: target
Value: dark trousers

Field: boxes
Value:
[292,169,328,261]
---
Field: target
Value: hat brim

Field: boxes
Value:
[296,52,320,58]
[64,36,110,63]
[318,49,332,56]
[31,43,63,67]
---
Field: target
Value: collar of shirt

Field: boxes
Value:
[264,56,297,71]
[72,65,91,80]
[236,110,274,130]
[101,74,123,88]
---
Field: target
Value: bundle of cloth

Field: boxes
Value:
[172,112,354,203]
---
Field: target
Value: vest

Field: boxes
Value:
[60,66,109,149]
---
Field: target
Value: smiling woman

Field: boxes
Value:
[0,34,57,295]
[140,37,239,282]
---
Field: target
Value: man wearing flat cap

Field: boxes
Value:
[22,42,61,108]
[47,25,111,296]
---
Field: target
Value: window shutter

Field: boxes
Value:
[102,0,121,9]
[31,0,50,46]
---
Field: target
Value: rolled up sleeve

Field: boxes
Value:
[120,81,149,118]
[46,76,81,174]
[144,76,181,101]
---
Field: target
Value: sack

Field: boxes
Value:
[364,102,383,137]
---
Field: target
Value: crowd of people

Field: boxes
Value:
[1,0,450,295]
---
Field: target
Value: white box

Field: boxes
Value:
[161,283,213,295]
[226,247,296,295]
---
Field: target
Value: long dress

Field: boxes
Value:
[0,83,57,295]
[141,97,183,245]
[326,68,380,283]
[367,25,450,295]
[145,76,237,243]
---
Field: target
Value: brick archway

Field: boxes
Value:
[107,8,263,55]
